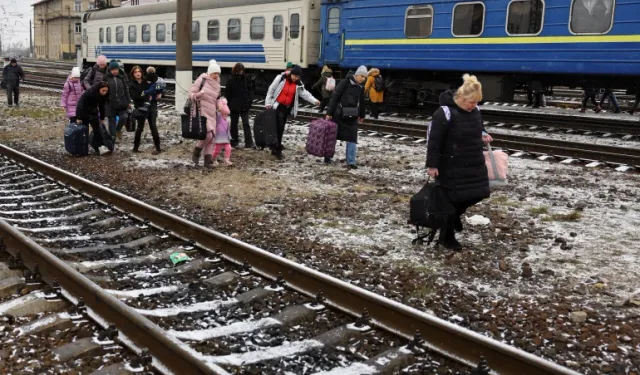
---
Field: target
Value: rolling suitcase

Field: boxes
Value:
[64,123,89,156]
[253,109,278,149]
[306,119,337,158]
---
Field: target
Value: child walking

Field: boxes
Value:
[212,98,233,166]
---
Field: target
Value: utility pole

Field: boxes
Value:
[175,0,193,113]
[29,19,33,57]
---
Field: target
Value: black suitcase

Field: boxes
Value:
[253,109,278,149]
[64,123,89,156]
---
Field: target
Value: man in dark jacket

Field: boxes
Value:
[103,60,132,143]
[326,66,367,168]
[2,59,24,107]
[225,63,254,148]
[427,84,491,250]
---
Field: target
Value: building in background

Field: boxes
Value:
[32,0,122,60]
[122,0,173,5]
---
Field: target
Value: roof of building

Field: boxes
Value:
[88,0,292,20]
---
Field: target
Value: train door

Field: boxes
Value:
[286,9,303,64]
[321,4,343,65]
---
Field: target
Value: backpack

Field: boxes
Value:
[325,77,336,92]
[408,179,455,245]
[80,67,93,82]
[374,75,386,92]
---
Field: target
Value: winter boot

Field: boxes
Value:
[594,105,602,113]
[223,158,233,167]
[203,154,214,169]
[192,147,203,165]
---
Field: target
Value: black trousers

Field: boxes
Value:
[319,98,330,112]
[582,94,598,109]
[274,105,292,152]
[134,110,160,151]
[230,110,252,146]
[82,117,102,152]
[630,93,640,114]
[527,90,542,108]
[369,102,383,118]
[438,198,483,243]
[6,84,19,106]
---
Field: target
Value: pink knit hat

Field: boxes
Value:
[218,98,230,116]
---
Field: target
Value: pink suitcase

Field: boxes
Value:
[306,119,338,158]
[484,143,508,188]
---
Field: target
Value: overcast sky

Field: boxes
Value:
[0,0,33,49]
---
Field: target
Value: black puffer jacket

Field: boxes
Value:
[2,64,24,85]
[75,84,107,120]
[129,79,150,107]
[427,90,489,204]
[327,73,365,143]
[225,74,253,112]
[103,71,131,114]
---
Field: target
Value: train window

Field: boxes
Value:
[251,17,265,40]
[507,0,544,35]
[156,24,166,42]
[273,16,283,40]
[106,27,111,43]
[452,2,485,37]
[128,25,137,43]
[405,5,433,38]
[192,21,200,42]
[208,20,220,41]
[172,23,176,42]
[228,19,241,41]
[290,13,300,39]
[570,0,614,34]
[328,8,340,34]
[99,28,104,43]
[142,24,151,43]
[116,26,124,43]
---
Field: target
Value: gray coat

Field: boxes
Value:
[82,64,107,90]
[265,73,317,118]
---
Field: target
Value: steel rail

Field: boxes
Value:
[0,220,222,375]
[287,111,640,166]
[0,145,580,375]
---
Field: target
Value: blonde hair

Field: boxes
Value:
[146,66,156,74]
[456,74,482,102]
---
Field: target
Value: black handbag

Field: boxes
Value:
[341,106,359,118]
[181,100,207,140]
[408,178,454,245]
[0,80,6,90]
[125,111,136,132]
[183,77,207,114]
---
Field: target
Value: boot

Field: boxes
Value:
[594,105,602,113]
[192,147,203,165]
[203,154,214,169]
[223,158,233,167]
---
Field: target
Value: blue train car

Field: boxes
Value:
[320,0,640,103]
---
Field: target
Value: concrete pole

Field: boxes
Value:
[29,19,33,57]
[175,0,193,113]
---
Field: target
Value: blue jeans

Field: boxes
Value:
[600,90,619,111]
[346,142,357,166]
[108,109,129,142]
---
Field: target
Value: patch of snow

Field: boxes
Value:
[135,299,238,317]
[466,215,491,226]
[107,285,184,299]
[208,339,323,366]
[310,363,377,375]
[169,317,280,341]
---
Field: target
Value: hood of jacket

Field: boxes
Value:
[439,90,456,107]
[346,72,360,86]
[65,76,82,85]
[368,68,380,77]
[321,65,333,74]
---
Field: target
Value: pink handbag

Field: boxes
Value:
[484,143,508,188]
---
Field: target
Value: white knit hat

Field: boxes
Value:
[207,59,221,75]
[355,65,368,77]
[71,67,81,78]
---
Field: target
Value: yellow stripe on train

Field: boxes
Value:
[345,34,640,46]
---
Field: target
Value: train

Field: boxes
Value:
[81,0,640,104]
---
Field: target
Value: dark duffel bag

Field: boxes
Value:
[253,108,278,149]
[408,179,454,245]
[181,101,207,140]
[125,111,136,132]
[64,123,89,156]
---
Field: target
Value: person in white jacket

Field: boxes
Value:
[265,65,319,159]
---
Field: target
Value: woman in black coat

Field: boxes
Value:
[325,65,368,168]
[129,66,162,154]
[427,74,493,250]
[75,81,112,153]
[225,63,254,149]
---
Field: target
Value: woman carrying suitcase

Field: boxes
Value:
[426,74,493,250]
[75,81,112,154]
[325,66,367,168]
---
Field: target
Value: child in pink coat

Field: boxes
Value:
[212,98,233,166]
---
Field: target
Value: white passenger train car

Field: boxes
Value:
[81,0,321,78]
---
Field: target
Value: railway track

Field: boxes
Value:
[0,144,581,374]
